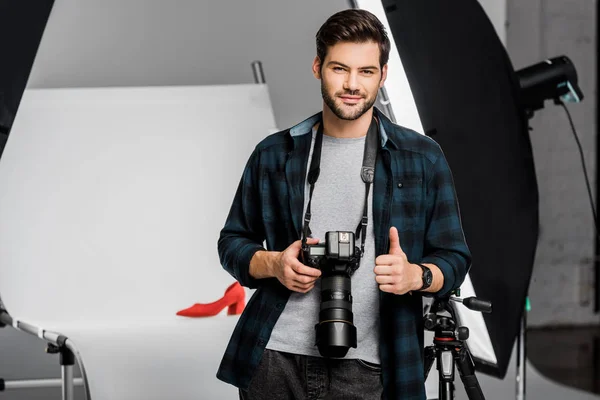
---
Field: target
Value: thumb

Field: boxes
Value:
[294,238,320,261]
[292,237,319,252]
[306,237,320,245]
[388,227,403,255]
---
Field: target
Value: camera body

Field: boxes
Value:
[301,231,360,274]
[301,231,361,358]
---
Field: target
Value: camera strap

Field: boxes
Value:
[301,116,379,258]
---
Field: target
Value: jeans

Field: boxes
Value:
[239,349,384,400]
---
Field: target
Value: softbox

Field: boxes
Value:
[0,0,54,136]
[381,0,539,378]
[0,133,6,158]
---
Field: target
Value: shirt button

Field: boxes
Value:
[397,182,403,188]
[275,303,283,310]
[258,339,266,346]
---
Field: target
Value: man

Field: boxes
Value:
[216,9,471,400]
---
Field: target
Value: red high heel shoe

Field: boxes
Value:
[176,282,245,317]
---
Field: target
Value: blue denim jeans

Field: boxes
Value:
[239,349,384,400]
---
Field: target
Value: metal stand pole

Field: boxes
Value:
[62,364,74,400]
[251,61,266,84]
[48,341,76,400]
[516,299,528,400]
[377,86,397,123]
[1,378,84,390]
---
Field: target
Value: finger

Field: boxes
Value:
[374,264,394,276]
[292,283,315,293]
[388,227,404,256]
[375,254,398,266]
[291,281,313,290]
[375,275,395,285]
[378,284,396,294]
[294,237,320,247]
[296,279,316,288]
[294,274,319,285]
[290,258,322,277]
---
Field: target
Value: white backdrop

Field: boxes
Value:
[0,84,276,399]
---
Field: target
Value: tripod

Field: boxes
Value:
[423,290,492,400]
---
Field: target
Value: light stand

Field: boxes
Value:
[515,300,528,400]
[514,54,584,400]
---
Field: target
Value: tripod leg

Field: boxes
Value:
[455,346,485,400]
[439,381,453,400]
[424,346,436,380]
[438,350,455,400]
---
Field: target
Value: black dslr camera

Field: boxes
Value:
[301,231,361,358]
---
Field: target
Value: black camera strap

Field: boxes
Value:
[301,116,379,258]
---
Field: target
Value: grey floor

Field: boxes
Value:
[1,325,600,399]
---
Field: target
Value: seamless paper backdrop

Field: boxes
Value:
[0,84,276,399]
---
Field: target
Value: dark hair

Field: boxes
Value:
[316,9,391,69]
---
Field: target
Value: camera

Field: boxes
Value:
[301,231,361,358]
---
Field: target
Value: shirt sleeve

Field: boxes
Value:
[217,146,267,289]
[421,146,472,298]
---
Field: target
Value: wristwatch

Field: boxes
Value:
[417,264,433,291]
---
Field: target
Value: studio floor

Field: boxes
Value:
[528,326,600,395]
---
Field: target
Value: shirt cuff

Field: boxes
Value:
[235,243,266,289]
[420,255,457,298]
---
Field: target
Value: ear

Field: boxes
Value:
[379,64,388,88]
[312,56,322,80]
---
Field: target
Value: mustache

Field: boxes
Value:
[337,91,366,98]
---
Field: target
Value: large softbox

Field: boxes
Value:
[0,0,54,136]
[380,0,540,378]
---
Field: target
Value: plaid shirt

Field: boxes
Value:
[216,107,471,399]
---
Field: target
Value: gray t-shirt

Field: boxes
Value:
[266,125,380,365]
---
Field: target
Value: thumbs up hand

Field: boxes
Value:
[388,226,403,256]
[374,227,422,295]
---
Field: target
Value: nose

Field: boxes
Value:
[343,70,360,93]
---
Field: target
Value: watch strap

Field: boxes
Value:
[417,263,432,291]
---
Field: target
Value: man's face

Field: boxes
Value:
[313,41,388,121]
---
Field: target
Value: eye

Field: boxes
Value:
[333,67,345,72]
[362,70,375,75]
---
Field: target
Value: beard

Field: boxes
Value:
[321,79,377,121]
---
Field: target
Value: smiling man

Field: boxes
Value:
[216,9,471,400]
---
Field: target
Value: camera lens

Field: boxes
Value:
[315,273,357,358]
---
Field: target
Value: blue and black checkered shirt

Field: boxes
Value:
[216,107,471,399]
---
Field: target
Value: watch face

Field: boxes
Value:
[424,268,433,286]
[425,271,433,285]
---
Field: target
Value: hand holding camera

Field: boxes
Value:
[374,227,422,295]
[272,238,322,293]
